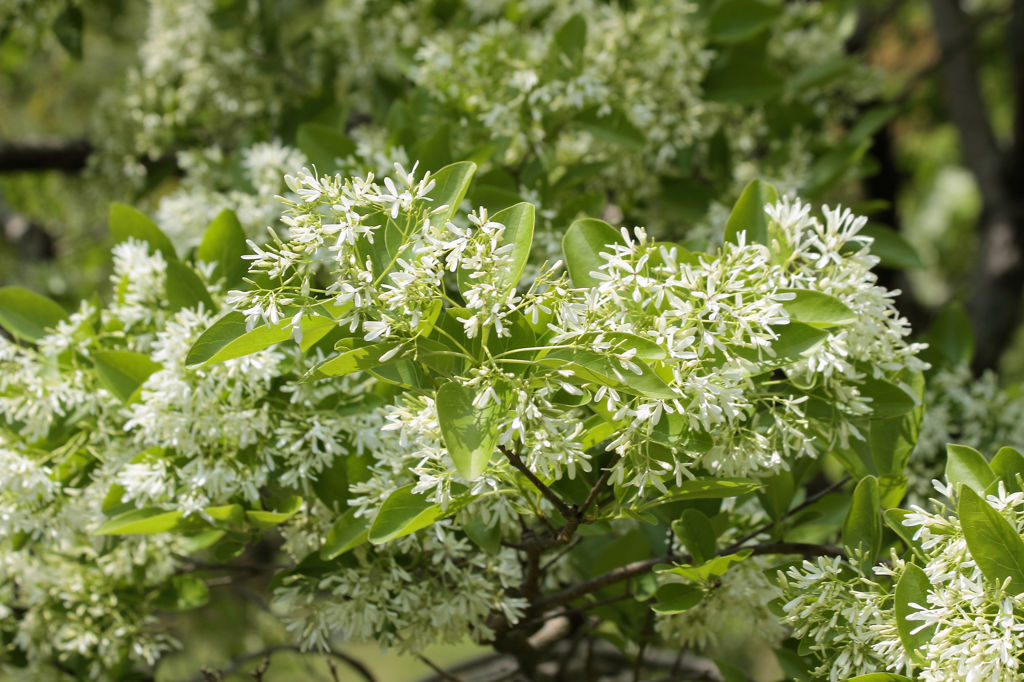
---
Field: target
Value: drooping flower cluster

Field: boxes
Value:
[779,480,1024,682]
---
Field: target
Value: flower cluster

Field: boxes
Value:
[780,479,1024,682]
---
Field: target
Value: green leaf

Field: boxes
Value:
[562,217,624,288]
[860,224,924,270]
[578,331,667,361]
[756,322,828,369]
[894,563,934,662]
[538,348,675,400]
[859,377,917,417]
[464,517,502,555]
[638,478,760,510]
[703,46,784,104]
[491,202,534,293]
[842,475,882,571]
[553,13,587,70]
[945,444,996,495]
[425,161,477,223]
[672,509,716,564]
[52,4,84,59]
[152,575,210,612]
[296,123,356,172]
[307,339,403,380]
[651,583,703,615]
[205,504,244,525]
[320,508,370,559]
[197,209,248,287]
[574,107,645,149]
[411,124,452,172]
[921,303,974,370]
[436,381,503,481]
[166,260,215,313]
[958,485,1024,594]
[655,549,752,582]
[992,447,1024,493]
[884,508,924,558]
[780,290,857,328]
[96,508,184,535]
[724,179,778,245]
[369,484,445,544]
[0,286,67,341]
[92,350,162,403]
[109,203,176,261]
[245,496,303,529]
[187,308,342,367]
[707,0,782,43]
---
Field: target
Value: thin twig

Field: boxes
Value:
[728,475,851,550]
[185,645,377,682]
[579,453,622,519]
[500,445,574,520]
[414,653,463,682]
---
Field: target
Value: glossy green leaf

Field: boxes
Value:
[780,290,857,328]
[320,507,370,559]
[463,517,502,555]
[958,485,1024,594]
[436,381,503,481]
[562,217,624,288]
[166,260,215,313]
[860,224,924,270]
[96,508,184,535]
[109,203,176,261]
[307,339,403,381]
[895,563,934,661]
[921,303,974,370]
[574,107,645,149]
[187,308,342,367]
[724,179,778,245]
[491,202,534,293]
[707,0,782,43]
[92,350,162,403]
[0,286,67,341]
[655,549,752,582]
[651,583,703,615]
[152,574,210,612]
[991,447,1024,493]
[672,509,716,564]
[945,444,996,495]
[369,484,444,544]
[296,123,356,172]
[860,377,917,417]
[639,478,761,510]
[52,5,84,59]
[578,331,666,361]
[842,475,881,571]
[539,347,675,400]
[245,496,303,529]
[425,161,476,223]
[197,209,248,287]
[553,13,587,70]
[884,508,924,558]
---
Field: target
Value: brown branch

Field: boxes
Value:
[532,541,843,614]
[414,653,463,682]
[727,475,851,550]
[184,645,377,682]
[500,445,574,521]
[0,140,94,173]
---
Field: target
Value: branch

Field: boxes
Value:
[532,541,843,614]
[500,445,574,522]
[183,645,377,682]
[0,139,94,173]
[414,653,463,682]
[727,475,851,550]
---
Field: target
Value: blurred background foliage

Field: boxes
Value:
[3,0,1024,679]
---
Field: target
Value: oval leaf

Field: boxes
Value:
[109,203,176,261]
[958,485,1024,594]
[946,443,996,495]
[436,381,503,481]
[562,218,624,288]
[92,350,162,403]
[894,563,935,661]
[0,286,67,341]
[197,209,248,287]
[652,583,703,615]
[96,508,184,535]
[369,485,444,544]
[724,179,778,245]
[842,475,881,572]
[780,289,857,328]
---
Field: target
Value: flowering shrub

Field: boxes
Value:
[0,158,938,679]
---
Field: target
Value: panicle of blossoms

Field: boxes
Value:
[780,480,1024,682]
